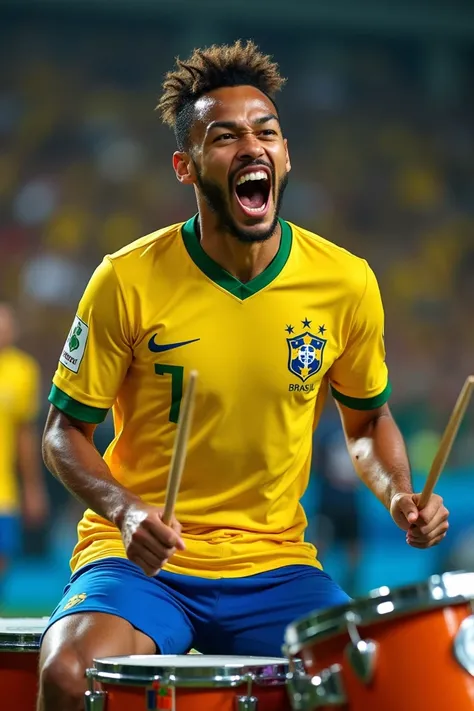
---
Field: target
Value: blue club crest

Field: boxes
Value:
[287,331,326,382]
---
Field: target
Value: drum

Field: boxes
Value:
[284,571,474,710]
[0,617,48,711]
[85,654,295,710]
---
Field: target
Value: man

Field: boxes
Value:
[0,303,49,582]
[38,41,449,711]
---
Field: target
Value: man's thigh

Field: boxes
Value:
[42,557,196,655]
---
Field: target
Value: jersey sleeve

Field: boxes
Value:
[329,261,391,410]
[48,257,132,423]
[14,357,40,424]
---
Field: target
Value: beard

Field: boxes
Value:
[194,162,289,243]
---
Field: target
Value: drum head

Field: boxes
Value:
[90,654,290,687]
[0,617,48,651]
[285,570,474,654]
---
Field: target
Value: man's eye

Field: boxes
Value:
[215,133,235,142]
[260,129,277,136]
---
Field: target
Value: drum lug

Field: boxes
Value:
[344,611,378,684]
[344,638,378,684]
[287,664,346,709]
[84,690,106,710]
[236,695,258,710]
[454,614,474,676]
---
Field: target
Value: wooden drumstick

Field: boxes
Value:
[418,375,474,509]
[162,370,198,526]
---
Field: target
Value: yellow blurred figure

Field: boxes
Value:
[44,208,90,253]
[100,212,141,255]
[0,304,49,573]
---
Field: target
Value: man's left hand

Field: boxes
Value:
[390,492,449,549]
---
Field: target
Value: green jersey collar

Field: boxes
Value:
[181,215,292,300]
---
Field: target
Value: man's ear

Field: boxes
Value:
[284,138,291,173]
[173,152,196,184]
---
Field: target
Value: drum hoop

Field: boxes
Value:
[89,660,290,687]
[0,634,42,650]
[284,570,474,653]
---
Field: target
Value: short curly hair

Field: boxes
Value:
[157,40,286,150]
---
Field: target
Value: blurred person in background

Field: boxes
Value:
[313,411,361,597]
[0,303,49,589]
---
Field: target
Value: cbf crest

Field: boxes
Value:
[287,324,326,382]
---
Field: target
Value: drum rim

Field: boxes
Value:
[89,655,291,687]
[0,617,48,650]
[284,570,474,653]
[0,633,42,651]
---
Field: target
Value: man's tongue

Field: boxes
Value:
[237,182,267,209]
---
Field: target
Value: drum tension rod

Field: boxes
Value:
[236,673,258,711]
[344,611,378,685]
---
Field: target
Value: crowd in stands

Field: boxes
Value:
[1,15,473,470]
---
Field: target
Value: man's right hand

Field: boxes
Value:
[118,502,185,576]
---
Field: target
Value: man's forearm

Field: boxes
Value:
[345,410,412,510]
[43,413,140,526]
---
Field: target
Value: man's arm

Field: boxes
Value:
[337,401,449,547]
[17,421,49,526]
[336,402,412,509]
[42,405,185,574]
[43,405,136,523]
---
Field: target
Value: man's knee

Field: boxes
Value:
[39,646,88,710]
[37,611,155,710]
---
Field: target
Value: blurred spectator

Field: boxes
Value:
[311,411,362,597]
[0,303,49,593]
[0,17,471,451]
[444,527,474,573]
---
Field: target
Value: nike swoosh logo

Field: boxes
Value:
[148,335,200,353]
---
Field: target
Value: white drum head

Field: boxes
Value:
[90,655,290,687]
[97,655,287,667]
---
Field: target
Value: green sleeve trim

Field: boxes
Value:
[48,384,109,424]
[331,380,392,410]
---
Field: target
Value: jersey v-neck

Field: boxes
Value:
[181,214,292,300]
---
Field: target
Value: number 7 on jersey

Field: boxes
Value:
[154,364,184,423]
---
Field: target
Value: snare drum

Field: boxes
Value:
[0,617,48,711]
[85,654,295,710]
[285,571,474,711]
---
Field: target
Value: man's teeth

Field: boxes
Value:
[246,204,267,213]
[236,170,268,186]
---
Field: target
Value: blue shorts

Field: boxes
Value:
[0,515,20,558]
[43,558,349,656]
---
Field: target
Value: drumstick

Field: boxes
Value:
[418,375,474,509]
[162,370,198,526]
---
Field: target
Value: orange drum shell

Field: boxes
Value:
[99,681,292,711]
[295,604,474,711]
[0,650,39,711]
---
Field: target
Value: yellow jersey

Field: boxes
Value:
[0,347,40,513]
[49,217,390,578]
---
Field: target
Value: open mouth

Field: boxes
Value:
[234,169,271,218]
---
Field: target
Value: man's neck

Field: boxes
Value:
[196,212,281,284]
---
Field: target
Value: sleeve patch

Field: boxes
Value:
[59,316,89,374]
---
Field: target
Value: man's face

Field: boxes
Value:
[179,85,291,243]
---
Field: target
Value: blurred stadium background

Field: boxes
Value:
[1,0,473,616]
